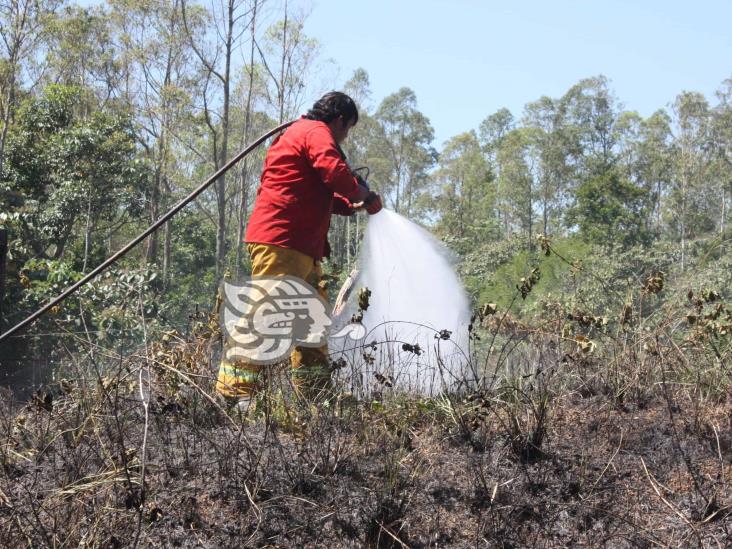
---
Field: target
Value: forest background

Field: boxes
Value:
[3,1,732,546]
[0,0,731,382]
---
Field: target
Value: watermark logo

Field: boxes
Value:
[221,276,365,365]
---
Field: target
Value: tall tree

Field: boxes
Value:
[641,111,674,237]
[479,108,514,236]
[479,107,514,161]
[495,127,535,246]
[43,5,120,103]
[431,130,495,247]
[256,3,317,124]
[110,0,197,284]
[370,87,436,218]
[712,79,732,235]
[233,0,261,278]
[559,75,618,179]
[181,0,255,279]
[0,0,60,177]
[613,110,643,182]
[670,91,713,269]
[523,96,571,236]
[329,67,373,269]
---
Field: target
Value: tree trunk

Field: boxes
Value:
[655,179,663,238]
[0,67,17,179]
[0,228,7,332]
[0,94,12,179]
[235,0,258,279]
[214,0,235,279]
[163,219,171,291]
[162,173,173,291]
[680,193,686,273]
[146,176,160,264]
[527,187,533,251]
[721,184,726,235]
[83,194,92,272]
[543,176,549,236]
[235,164,250,278]
[278,0,288,123]
[346,215,351,270]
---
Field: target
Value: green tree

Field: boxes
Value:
[669,91,713,269]
[637,110,674,238]
[257,8,318,124]
[0,85,147,268]
[369,87,436,218]
[712,79,732,235]
[478,108,513,236]
[495,128,535,246]
[614,109,674,237]
[479,107,514,161]
[180,0,253,279]
[566,169,650,247]
[43,5,120,99]
[0,0,61,177]
[431,130,496,249]
[109,0,198,285]
[559,75,619,177]
[523,96,572,236]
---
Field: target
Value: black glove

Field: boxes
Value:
[355,174,370,191]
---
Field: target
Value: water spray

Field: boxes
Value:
[332,209,473,395]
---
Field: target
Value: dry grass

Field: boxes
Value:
[2,257,732,547]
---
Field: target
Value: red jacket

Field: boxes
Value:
[245,118,360,260]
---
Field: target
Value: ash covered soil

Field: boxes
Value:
[2,384,732,548]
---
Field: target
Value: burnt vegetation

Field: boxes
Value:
[0,5,731,544]
[2,236,732,548]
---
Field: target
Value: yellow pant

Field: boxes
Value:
[216,243,331,399]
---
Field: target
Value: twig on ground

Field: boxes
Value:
[640,456,699,535]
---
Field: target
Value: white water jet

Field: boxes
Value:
[331,209,473,396]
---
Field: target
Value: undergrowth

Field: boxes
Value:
[1,236,732,547]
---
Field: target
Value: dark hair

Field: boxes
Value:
[304,91,359,125]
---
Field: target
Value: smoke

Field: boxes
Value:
[332,209,473,396]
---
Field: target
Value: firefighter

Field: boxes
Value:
[216,91,382,408]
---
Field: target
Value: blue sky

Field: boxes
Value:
[302,0,732,147]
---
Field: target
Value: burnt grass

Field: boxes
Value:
[1,372,732,548]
